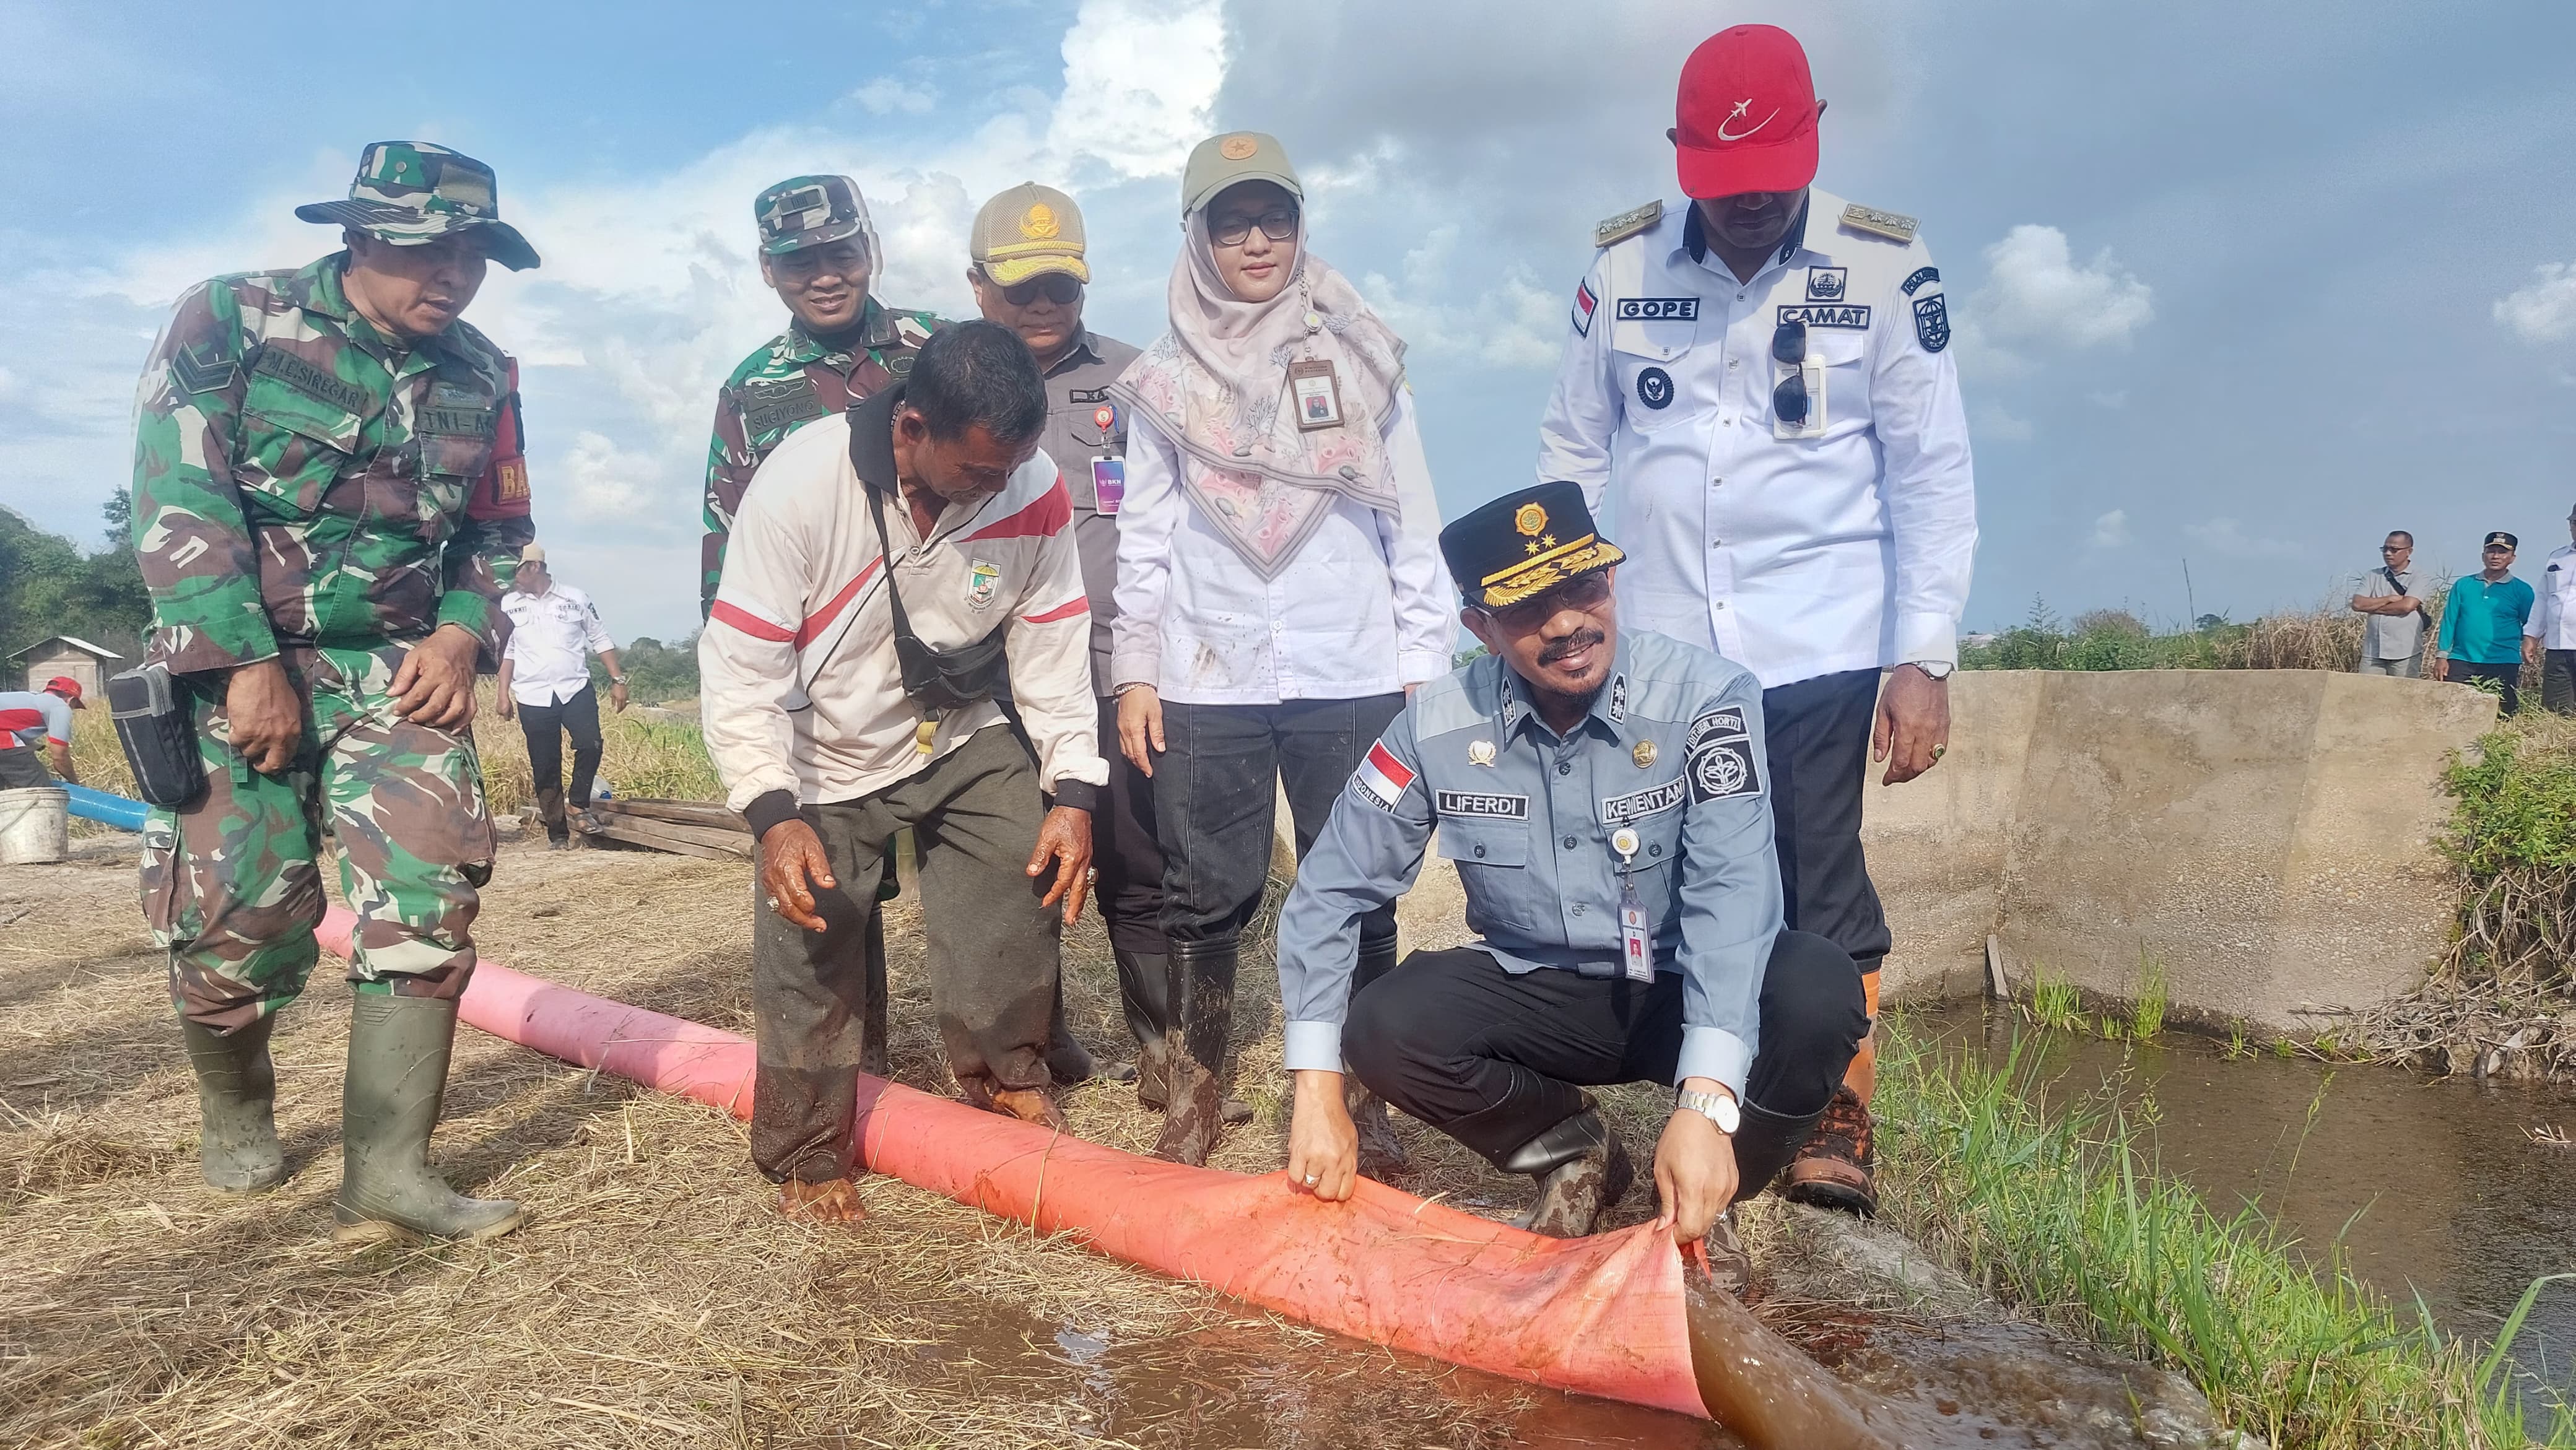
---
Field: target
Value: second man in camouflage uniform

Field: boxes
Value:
[133,142,540,1242]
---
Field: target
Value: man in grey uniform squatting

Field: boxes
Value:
[1272,482,1866,1285]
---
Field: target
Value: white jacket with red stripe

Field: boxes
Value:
[699,390,1108,822]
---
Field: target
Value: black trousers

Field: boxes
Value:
[1151,695,1404,949]
[1342,932,1868,1165]
[0,742,51,789]
[1092,697,1168,957]
[1762,669,1892,971]
[748,727,1063,1184]
[2543,651,2576,715]
[516,684,604,835]
[2452,658,2523,716]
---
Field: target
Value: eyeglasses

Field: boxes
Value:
[2382,544,2407,553]
[1772,319,1810,426]
[1209,207,1299,247]
[991,271,1082,306]
[1483,571,1612,632]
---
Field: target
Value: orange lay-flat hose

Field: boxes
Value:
[315,908,1709,1419]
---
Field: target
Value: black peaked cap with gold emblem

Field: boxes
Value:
[1440,481,1626,609]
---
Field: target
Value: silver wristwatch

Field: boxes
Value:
[1676,1087,1739,1134]
[1907,659,1956,681]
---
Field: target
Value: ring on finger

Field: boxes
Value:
[1931,743,1948,760]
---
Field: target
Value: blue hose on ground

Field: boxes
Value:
[64,783,147,831]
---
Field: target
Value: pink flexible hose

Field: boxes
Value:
[316,908,1708,1418]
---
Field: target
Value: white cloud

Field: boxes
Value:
[1048,0,1226,180]
[2091,508,2130,549]
[1357,226,1565,368]
[554,430,677,527]
[1974,403,2035,441]
[1969,224,2154,351]
[851,78,937,116]
[2185,516,2302,559]
[2496,262,2576,344]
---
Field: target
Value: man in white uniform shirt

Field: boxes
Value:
[1533,24,1978,1217]
[2526,508,2576,714]
[497,545,629,849]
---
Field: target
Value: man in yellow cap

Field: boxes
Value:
[967,183,1185,1106]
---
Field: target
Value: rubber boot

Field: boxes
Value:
[1152,937,1238,1166]
[1734,1098,1834,1205]
[1780,1085,1878,1217]
[178,1015,284,1191]
[1346,937,1410,1178]
[859,908,890,1079]
[534,784,568,849]
[1503,1105,1634,1238]
[1113,947,1175,1109]
[334,993,525,1244]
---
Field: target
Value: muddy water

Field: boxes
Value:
[1913,1001,2576,1395]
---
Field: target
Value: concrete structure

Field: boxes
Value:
[7,635,121,697]
[1312,670,2494,1034]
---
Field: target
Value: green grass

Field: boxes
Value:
[1878,1022,2576,1450]
[2132,955,2170,1041]
[2026,965,2084,1033]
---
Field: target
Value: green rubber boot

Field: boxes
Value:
[178,1015,285,1191]
[333,994,525,1244]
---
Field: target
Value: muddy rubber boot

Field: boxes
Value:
[534,784,568,849]
[334,994,525,1244]
[1702,1208,1752,1297]
[179,1015,284,1191]
[1113,947,1175,1110]
[1345,937,1411,1178]
[1505,1106,1635,1238]
[1779,1085,1878,1217]
[859,908,890,1078]
[1152,937,1238,1166]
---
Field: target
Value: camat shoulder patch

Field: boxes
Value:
[1593,201,1664,248]
[1838,203,1919,244]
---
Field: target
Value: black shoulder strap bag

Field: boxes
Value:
[855,424,1011,713]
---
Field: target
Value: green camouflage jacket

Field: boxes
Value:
[131,253,535,675]
[699,297,939,612]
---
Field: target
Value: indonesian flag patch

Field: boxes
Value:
[1572,280,1598,337]
[1352,740,1417,812]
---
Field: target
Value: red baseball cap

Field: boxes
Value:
[1673,25,1821,200]
[43,676,84,707]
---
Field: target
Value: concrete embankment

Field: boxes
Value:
[1347,670,2497,1031]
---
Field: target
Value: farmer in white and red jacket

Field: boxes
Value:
[700,320,1110,1225]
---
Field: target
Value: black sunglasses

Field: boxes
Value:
[1772,319,1810,426]
[990,271,1082,306]
[1482,571,1612,632]
[1210,207,1299,247]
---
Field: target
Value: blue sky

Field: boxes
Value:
[6,0,2575,644]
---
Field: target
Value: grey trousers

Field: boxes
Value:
[2357,653,2423,679]
[749,726,1063,1184]
[2547,651,2576,714]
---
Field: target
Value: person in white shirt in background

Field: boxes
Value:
[1109,131,1456,1169]
[496,544,628,849]
[1534,24,1978,1218]
[2527,507,2576,714]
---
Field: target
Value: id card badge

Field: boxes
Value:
[1772,358,1827,441]
[1612,827,1654,982]
[1090,457,1126,515]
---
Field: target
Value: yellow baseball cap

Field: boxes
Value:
[972,183,1090,287]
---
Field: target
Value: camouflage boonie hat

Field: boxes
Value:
[295,142,541,272]
[756,175,874,256]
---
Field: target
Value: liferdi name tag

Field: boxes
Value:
[1091,457,1126,514]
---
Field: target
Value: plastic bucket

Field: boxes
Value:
[0,786,70,865]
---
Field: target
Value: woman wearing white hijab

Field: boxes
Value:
[1108,132,1455,1168]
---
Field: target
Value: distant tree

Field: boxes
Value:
[2071,608,2150,640]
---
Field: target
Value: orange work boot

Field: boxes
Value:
[1780,1084,1878,1217]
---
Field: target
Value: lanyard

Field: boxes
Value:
[1612,826,1653,983]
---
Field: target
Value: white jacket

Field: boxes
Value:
[700,388,1109,823]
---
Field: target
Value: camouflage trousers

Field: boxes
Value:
[142,641,496,1031]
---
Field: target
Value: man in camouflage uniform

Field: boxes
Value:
[133,142,539,1243]
[700,174,940,614]
[700,175,939,1076]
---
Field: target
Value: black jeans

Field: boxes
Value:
[1762,669,1892,971]
[0,742,51,789]
[2452,658,2523,716]
[1093,697,1168,957]
[748,727,1063,1184]
[1342,932,1868,1165]
[1151,695,1404,949]
[2544,651,2576,715]
[516,684,603,836]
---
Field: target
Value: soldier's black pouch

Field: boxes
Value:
[107,664,206,810]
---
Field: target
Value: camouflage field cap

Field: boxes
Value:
[757,175,874,256]
[295,142,541,272]
[971,183,1090,286]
